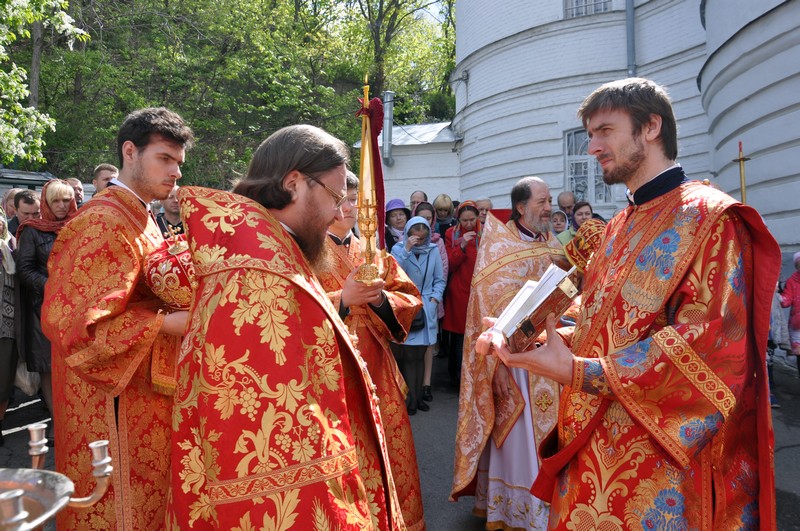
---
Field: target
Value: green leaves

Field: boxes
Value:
[8,0,454,182]
[0,0,87,164]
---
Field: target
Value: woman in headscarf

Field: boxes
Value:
[16,180,78,423]
[390,217,446,415]
[551,209,568,236]
[384,198,410,251]
[557,200,593,245]
[442,200,481,387]
[413,201,449,402]
[0,207,15,446]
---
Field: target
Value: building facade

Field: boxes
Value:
[449,0,798,257]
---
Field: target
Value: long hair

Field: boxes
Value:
[233,124,350,210]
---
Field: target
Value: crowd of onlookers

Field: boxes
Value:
[381,188,603,416]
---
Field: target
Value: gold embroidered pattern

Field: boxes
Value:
[535,392,553,412]
[654,327,736,418]
[207,448,359,504]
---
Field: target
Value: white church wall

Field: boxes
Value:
[700,0,800,253]
[382,145,460,207]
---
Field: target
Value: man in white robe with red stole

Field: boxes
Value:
[167,125,405,530]
[482,78,778,530]
[451,177,566,529]
[318,172,426,529]
[42,108,194,529]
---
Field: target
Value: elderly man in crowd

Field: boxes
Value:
[452,177,565,529]
[475,198,493,224]
[556,190,576,220]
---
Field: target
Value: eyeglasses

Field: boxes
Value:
[304,173,348,210]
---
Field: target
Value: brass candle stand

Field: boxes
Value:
[0,424,113,530]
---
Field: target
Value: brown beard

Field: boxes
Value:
[295,229,328,270]
[602,133,646,186]
[308,245,335,277]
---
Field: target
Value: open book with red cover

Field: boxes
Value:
[494,263,579,353]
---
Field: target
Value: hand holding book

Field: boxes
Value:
[477,314,575,386]
[491,263,579,353]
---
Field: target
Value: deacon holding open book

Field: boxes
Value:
[478,78,779,529]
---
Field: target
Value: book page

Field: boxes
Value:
[495,264,574,339]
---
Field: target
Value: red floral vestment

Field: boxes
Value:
[166,187,405,530]
[543,182,778,530]
[42,187,179,530]
[319,236,425,529]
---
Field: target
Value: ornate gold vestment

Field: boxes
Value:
[319,236,425,530]
[543,182,778,530]
[451,214,564,500]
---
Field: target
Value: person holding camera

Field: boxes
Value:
[391,217,445,415]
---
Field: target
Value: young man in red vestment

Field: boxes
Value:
[167,125,406,530]
[480,78,779,530]
[318,171,425,529]
[42,107,194,529]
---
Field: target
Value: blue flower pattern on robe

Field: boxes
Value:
[641,488,689,530]
[617,338,651,369]
[679,412,723,453]
[727,254,745,297]
[634,229,680,280]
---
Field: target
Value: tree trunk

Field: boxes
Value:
[29,21,43,107]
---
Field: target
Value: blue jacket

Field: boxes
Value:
[391,217,446,346]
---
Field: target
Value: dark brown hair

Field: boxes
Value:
[233,124,350,210]
[578,78,678,160]
[116,107,194,168]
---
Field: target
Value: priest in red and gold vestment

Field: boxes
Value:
[167,125,405,530]
[451,178,566,529]
[42,108,194,529]
[318,172,425,529]
[482,79,778,530]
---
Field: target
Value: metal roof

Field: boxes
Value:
[355,122,455,148]
[0,169,57,188]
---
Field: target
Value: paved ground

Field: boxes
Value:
[2,352,799,529]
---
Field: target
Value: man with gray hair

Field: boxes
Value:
[167,124,405,529]
[556,190,576,219]
[475,198,493,224]
[452,175,566,529]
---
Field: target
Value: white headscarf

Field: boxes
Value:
[0,207,15,274]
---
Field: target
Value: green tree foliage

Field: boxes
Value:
[0,0,86,164]
[7,0,455,185]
